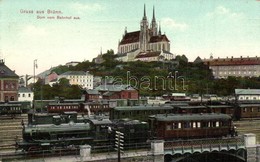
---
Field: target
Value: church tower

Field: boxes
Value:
[140,4,149,52]
[150,6,157,36]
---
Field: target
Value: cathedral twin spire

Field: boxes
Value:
[142,4,158,36]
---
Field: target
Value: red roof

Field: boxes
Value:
[204,57,260,66]
[119,31,140,45]
[149,34,170,43]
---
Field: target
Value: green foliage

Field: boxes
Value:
[34,78,82,100]
[34,52,260,98]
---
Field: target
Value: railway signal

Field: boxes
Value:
[115,130,124,162]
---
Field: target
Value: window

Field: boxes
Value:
[28,94,31,97]
[22,94,25,97]
[208,122,211,127]
[166,124,172,130]
[216,121,219,127]
[173,123,178,129]
[193,122,196,128]
[178,122,182,128]
[197,122,201,128]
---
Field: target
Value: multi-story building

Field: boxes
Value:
[58,71,93,89]
[204,56,260,78]
[116,5,174,62]
[0,59,19,102]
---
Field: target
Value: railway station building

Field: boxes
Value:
[0,59,19,102]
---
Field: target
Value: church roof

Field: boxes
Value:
[119,31,140,45]
[149,34,169,43]
[0,60,19,78]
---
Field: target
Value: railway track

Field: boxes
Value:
[0,114,28,153]
[0,113,259,159]
[234,119,260,144]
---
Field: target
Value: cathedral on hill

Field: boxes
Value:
[115,5,175,62]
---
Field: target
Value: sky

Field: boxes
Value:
[0,0,259,76]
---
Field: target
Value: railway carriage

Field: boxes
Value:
[207,105,235,117]
[47,102,81,113]
[149,113,235,140]
[0,102,22,117]
[237,103,260,119]
[174,105,210,114]
[110,105,174,121]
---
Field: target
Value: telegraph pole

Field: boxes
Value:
[33,59,37,119]
[115,131,124,162]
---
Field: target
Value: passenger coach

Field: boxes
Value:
[149,113,235,140]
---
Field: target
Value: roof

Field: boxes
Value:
[85,90,100,95]
[239,104,260,107]
[235,89,260,95]
[60,71,92,76]
[204,57,260,66]
[175,105,207,109]
[18,87,32,93]
[151,113,231,122]
[103,91,116,96]
[88,118,112,125]
[95,84,136,92]
[207,105,234,108]
[149,34,169,43]
[0,60,19,78]
[48,102,79,106]
[135,50,173,59]
[119,31,140,45]
[113,105,173,111]
[135,51,161,59]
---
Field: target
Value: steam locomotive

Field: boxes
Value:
[16,112,236,152]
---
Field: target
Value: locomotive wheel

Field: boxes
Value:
[28,146,42,155]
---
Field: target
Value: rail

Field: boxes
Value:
[0,141,150,161]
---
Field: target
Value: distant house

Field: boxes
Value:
[0,59,19,102]
[58,71,93,89]
[93,53,105,64]
[134,50,174,62]
[94,84,139,100]
[65,61,80,67]
[235,89,260,101]
[194,56,203,64]
[83,90,101,101]
[18,87,34,104]
[45,71,59,85]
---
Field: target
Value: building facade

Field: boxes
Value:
[18,87,34,103]
[235,89,260,101]
[0,59,19,102]
[58,71,94,89]
[204,56,260,78]
[116,5,174,62]
[94,84,139,100]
